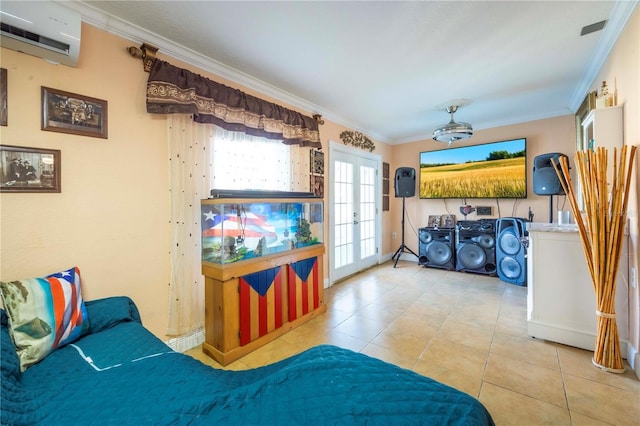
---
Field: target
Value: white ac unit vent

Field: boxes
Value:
[0,1,81,67]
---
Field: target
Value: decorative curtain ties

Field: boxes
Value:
[146,60,321,148]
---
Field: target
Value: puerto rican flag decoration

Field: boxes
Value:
[288,257,320,322]
[238,266,285,346]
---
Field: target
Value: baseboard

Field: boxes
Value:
[165,327,205,353]
[627,343,640,379]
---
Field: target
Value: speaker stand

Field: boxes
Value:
[548,195,554,223]
[392,196,418,268]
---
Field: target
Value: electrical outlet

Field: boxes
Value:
[476,206,492,216]
[631,267,637,289]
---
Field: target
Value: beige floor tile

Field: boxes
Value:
[353,301,405,323]
[360,342,417,369]
[420,335,489,378]
[236,338,303,368]
[563,373,640,426]
[479,382,571,426]
[447,306,498,331]
[370,328,432,359]
[557,344,640,393]
[484,352,567,408]
[330,313,390,341]
[491,332,560,370]
[278,318,330,346]
[498,301,528,321]
[315,329,369,352]
[495,312,529,338]
[413,358,483,397]
[569,412,614,426]
[437,317,495,353]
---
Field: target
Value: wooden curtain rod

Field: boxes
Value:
[126,42,159,72]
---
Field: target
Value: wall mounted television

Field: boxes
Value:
[419,138,527,199]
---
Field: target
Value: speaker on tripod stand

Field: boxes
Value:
[392,167,418,268]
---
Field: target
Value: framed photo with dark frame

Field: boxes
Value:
[42,86,108,139]
[310,175,324,197]
[310,149,324,175]
[0,145,61,193]
[0,68,7,126]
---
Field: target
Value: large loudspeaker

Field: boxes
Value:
[455,219,497,275]
[533,153,568,195]
[496,218,528,286]
[394,167,416,197]
[418,227,455,270]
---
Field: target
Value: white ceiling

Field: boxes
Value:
[70,1,637,144]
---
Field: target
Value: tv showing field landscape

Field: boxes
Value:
[419,138,527,199]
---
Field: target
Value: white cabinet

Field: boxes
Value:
[579,106,623,208]
[526,224,629,355]
[580,105,623,152]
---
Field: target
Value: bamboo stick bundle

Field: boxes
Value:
[552,145,636,373]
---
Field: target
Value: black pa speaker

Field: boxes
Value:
[496,218,528,286]
[418,227,455,270]
[455,220,497,275]
[394,167,416,198]
[533,153,568,195]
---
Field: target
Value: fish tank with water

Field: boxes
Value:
[201,197,324,265]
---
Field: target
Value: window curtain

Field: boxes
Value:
[147,59,321,148]
[211,127,303,191]
[166,114,211,336]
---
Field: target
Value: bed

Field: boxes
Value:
[1,296,494,425]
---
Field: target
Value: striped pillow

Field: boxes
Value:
[0,266,90,371]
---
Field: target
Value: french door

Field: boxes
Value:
[329,142,381,283]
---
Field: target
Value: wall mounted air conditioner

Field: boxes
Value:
[0,1,81,67]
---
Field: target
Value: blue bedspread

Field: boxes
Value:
[1,297,494,425]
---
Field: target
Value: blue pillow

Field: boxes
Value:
[85,296,141,333]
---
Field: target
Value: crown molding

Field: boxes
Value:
[63,1,384,142]
[569,0,639,111]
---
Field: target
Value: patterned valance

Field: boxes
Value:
[146,60,321,148]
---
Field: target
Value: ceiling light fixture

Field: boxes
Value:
[432,103,473,146]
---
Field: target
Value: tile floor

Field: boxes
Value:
[185,261,640,425]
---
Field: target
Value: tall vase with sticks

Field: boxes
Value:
[553,145,636,373]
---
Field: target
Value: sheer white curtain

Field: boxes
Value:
[211,127,304,191]
[166,114,212,336]
[166,121,310,336]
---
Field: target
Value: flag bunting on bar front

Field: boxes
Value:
[239,266,284,346]
[288,257,320,322]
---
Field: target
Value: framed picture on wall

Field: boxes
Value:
[41,87,108,139]
[0,68,7,126]
[310,149,324,175]
[310,175,324,197]
[0,145,61,193]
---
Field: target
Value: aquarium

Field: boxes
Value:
[201,198,324,264]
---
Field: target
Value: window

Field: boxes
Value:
[210,128,302,191]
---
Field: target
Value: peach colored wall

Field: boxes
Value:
[0,27,171,337]
[388,114,576,256]
[589,8,639,362]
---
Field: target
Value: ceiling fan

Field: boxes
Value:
[432,102,473,146]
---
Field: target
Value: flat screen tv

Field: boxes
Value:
[419,138,527,199]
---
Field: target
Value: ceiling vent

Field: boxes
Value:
[432,103,473,145]
[0,1,81,67]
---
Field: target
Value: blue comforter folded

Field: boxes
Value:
[1,297,494,425]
